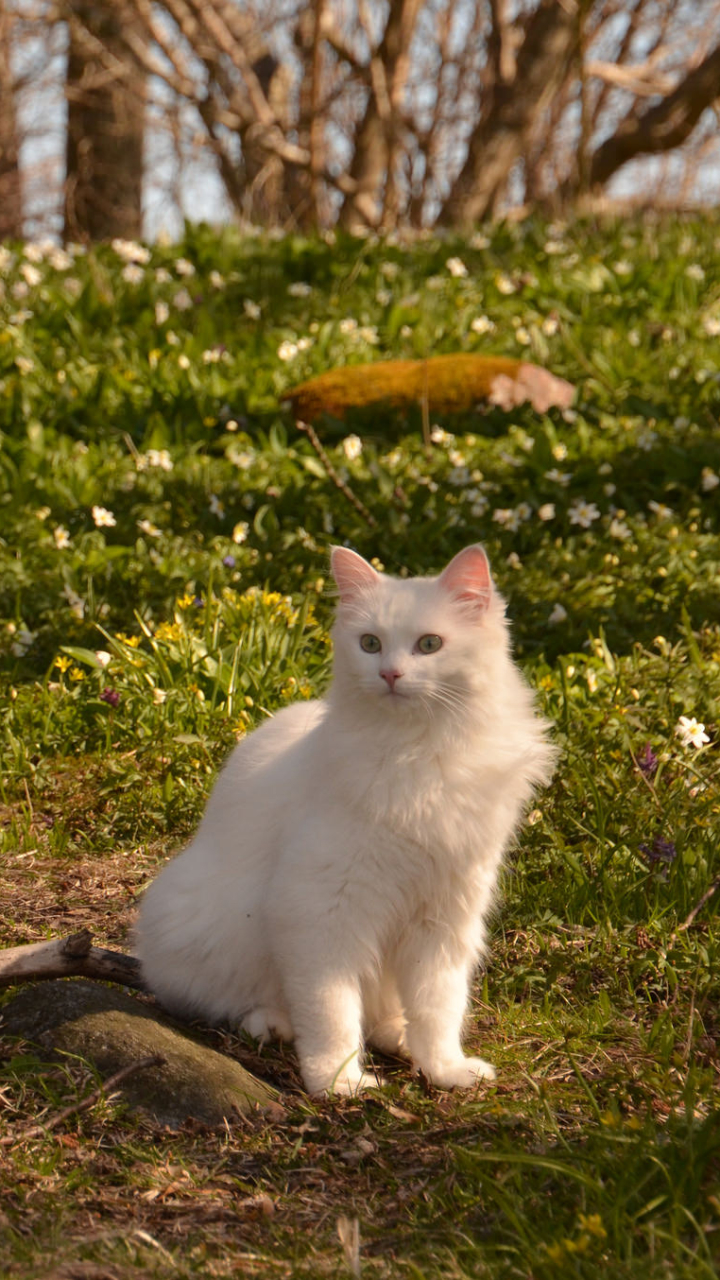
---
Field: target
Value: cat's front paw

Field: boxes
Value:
[324,1068,384,1098]
[421,1056,496,1090]
[303,1062,384,1097]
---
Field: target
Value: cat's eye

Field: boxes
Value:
[360,634,382,653]
[416,634,443,654]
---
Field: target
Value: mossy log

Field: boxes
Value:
[285,354,575,422]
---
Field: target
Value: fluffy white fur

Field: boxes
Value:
[136,545,554,1096]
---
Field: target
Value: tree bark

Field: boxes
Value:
[338,0,422,230]
[64,1,145,243]
[439,0,578,227]
[0,1,22,238]
[587,38,720,191]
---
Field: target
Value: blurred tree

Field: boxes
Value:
[64,1,145,242]
[4,0,720,238]
[0,1,22,238]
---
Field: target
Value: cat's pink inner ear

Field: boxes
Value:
[438,545,493,613]
[331,547,379,603]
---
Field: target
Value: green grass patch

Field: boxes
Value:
[1,217,719,1278]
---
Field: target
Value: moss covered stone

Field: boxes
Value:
[2,979,277,1128]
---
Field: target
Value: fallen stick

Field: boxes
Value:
[0,929,145,991]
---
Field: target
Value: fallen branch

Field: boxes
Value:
[295,419,378,527]
[0,1054,166,1145]
[0,929,145,991]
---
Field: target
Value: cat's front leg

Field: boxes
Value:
[395,934,495,1090]
[281,966,381,1097]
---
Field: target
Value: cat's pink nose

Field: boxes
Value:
[380,669,403,691]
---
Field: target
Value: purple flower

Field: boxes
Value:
[222,555,236,568]
[193,596,204,608]
[639,836,677,865]
[637,744,658,777]
[100,687,120,707]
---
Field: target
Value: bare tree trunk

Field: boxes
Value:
[0,1,22,238]
[439,0,578,227]
[338,0,422,230]
[64,1,145,243]
[587,38,720,191]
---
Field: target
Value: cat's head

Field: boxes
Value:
[329,545,509,719]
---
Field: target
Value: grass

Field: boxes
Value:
[0,216,719,1278]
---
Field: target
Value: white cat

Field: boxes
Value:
[136,544,554,1096]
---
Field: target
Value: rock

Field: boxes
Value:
[1,979,277,1127]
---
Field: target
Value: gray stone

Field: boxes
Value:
[1,979,277,1127]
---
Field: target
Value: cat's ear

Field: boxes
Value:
[438,545,493,615]
[331,547,380,603]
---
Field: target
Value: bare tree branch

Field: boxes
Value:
[588,37,720,191]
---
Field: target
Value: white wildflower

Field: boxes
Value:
[342,434,363,461]
[175,257,195,277]
[111,238,150,264]
[675,716,710,749]
[548,603,567,625]
[10,627,36,657]
[177,354,191,370]
[121,263,144,284]
[15,357,34,374]
[155,301,169,324]
[470,315,495,335]
[492,508,522,531]
[703,317,720,336]
[277,340,298,361]
[446,257,468,278]
[495,273,516,295]
[551,443,568,461]
[208,494,225,518]
[20,263,42,287]
[568,499,600,528]
[173,288,193,310]
[49,248,72,271]
[288,281,312,297]
[609,518,631,540]
[95,650,112,668]
[648,500,673,520]
[232,521,249,544]
[244,299,261,320]
[430,426,454,446]
[544,468,572,486]
[53,526,71,549]
[686,263,705,282]
[137,519,161,537]
[701,467,719,491]
[92,505,116,528]
[145,449,173,471]
[339,318,358,334]
[537,503,555,521]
